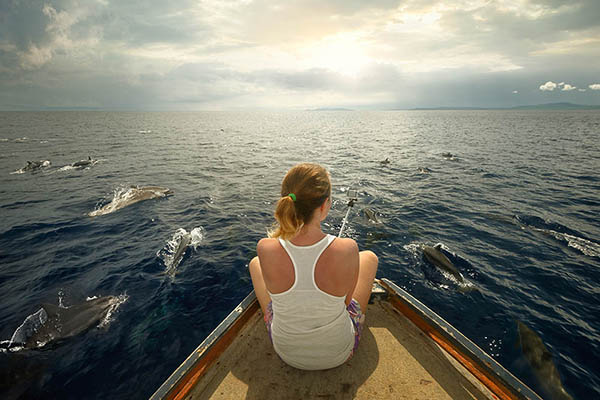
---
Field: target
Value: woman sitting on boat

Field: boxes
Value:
[249,163,378,370]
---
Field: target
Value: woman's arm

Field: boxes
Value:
[341,239,360,306]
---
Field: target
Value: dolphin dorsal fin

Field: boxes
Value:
[27,161,32,165]
[88,156,91,160]
[434,243,442,250]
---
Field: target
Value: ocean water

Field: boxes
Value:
[0,110,598,399]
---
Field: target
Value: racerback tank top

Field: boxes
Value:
[269,234,355,370]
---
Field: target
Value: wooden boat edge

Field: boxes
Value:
[150,279,543,400]
[149,290,259,400]
[378,278,542,400]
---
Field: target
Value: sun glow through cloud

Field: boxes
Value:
[301,34,372,77]
[1,0,599,110]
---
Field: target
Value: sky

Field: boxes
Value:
[1,0,599,110]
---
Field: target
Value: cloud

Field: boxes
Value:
[2,0,600,110]
[540,81,558,91]
[18,44,53,70]
[2,1,105,71]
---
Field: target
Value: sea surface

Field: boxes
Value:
[0,110,598,399]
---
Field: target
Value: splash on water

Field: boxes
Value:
[157,227,205,277]
[98,294,129,328]
[516,215,600,258]
[59,159,99,171]
[10,160,51,174]
[1,293,128,351]
[548,231,600,258]
[5,308,49,351]
[58,289,66,308]
[88,186,138,217]
[403,242,424,259]
[88,185,171,217]
[405,242,476,291]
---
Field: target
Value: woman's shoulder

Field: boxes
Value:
[257,237,281,253]
[330,236,358,256]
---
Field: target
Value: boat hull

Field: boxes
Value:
[150,279,542,400]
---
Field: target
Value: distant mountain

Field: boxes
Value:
[307,107,354,111]
[410,103,600,111]
[411,106,488,110]
[510,102,600,110]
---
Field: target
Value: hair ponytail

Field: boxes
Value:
[268,163,331,240]
[270,195,301,239]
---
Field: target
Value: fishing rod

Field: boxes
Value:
[338,190,358,238]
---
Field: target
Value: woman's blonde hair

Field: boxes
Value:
[268,163,331,240]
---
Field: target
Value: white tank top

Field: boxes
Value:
[269,234,355,370]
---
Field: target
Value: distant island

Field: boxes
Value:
[307,103,600,112]
[307,107,354,111]
[409,102,600,111]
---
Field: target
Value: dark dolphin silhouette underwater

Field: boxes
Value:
[517,321,573,400]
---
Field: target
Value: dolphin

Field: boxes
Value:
[380,158,391,165]
[71,156,96,168]
[442,152,458,161]
[422,244,465,283]
[15,160,51,173]
[88,186,173,217]
[418,167,432,174]
[172,231,192,270]
[363,208,381,224]
[4,296,117,350]
[517,321,573,400]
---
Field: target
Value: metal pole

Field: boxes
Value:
[338,198,357,237]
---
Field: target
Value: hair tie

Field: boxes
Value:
[288,193,296,202]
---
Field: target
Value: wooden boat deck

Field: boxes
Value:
[186,298,494,400]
